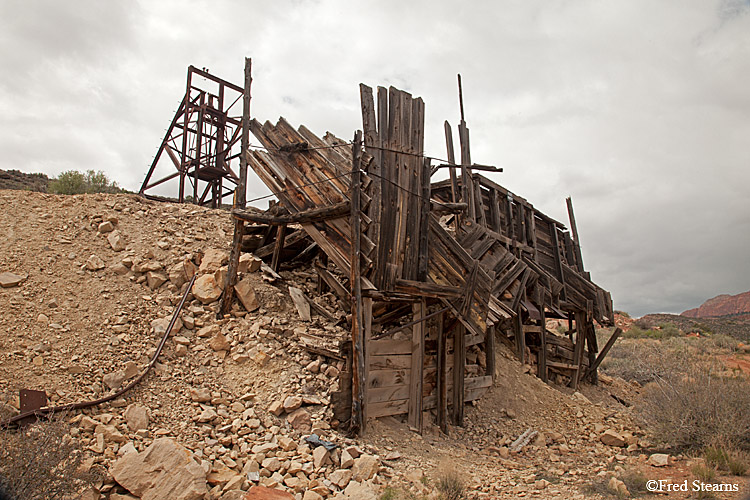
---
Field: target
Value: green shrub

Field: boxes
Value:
[49,170,122,195]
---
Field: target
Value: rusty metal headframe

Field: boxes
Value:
[139,66,244,207]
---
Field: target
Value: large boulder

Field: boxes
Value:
[243,486,295,499]
[234,276,260,312]
[193,274,222,304]
[111,437,207,500]
[199,249,228,274]
[600,430,627,447]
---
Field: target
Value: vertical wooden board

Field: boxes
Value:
[489,188,502,233]
[451,322,465,426]
[408,300,425,431]
[538,305,548,383]
[417,157,431,281]
[360,85,381,266]
[486,324,496,380]
[437,310,448,433]
[363,296,373,422]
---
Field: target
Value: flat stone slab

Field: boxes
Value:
[0,271,27,288]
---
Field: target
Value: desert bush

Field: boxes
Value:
[619,469,648,495]
[622,323,680,340]
[704,444,749,476]
[691,462,717,482]
[436,468,466,500]
[641,362,750,450]
[709,334,739,351]
[49,170,121,195]
[0,415,101,499]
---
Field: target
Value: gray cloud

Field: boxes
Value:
[1,0,748,317]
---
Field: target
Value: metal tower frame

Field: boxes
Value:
[140,66,245,207]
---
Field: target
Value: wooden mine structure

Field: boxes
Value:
[217,59,621,435]
[140,66,245,207]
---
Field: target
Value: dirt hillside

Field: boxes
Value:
[1,190,747,500]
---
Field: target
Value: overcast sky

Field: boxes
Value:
[1,0,749,317]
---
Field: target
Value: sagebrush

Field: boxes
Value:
[0,416,101,500]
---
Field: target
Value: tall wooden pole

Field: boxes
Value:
[219,57,252,318]
[350,130,365,434]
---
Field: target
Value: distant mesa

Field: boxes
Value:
[682,290,750,318]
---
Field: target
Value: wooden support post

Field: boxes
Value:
[514,310,525,365]
[586,322,599,385]
[571,312,586,389]
[585,328,622,381]
[350,130,366,435]
[316,254,328,293]
[271,224,287,272]
[408,300,425,432]
[219,57,252,318]
[452,322,465,426]
[437,310,448,434]
[444,121,458,205]
[537,304,548,383]
[486,324,496,381]
[566,197,585,273]
[362,296,372,425]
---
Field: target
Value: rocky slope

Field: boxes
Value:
[682,290,750,318]
[0,168,49,192]
[1,190,746,500]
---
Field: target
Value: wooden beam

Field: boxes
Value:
[571,312,586,389]
[350,130,366,435]
[437,310,448,434]
[585,327,622,381]
[232,201,350,225]
[451,322,465,426]
[537,303,548,383]
[270,224,287,272]
[219,57,251,318]
[408,300,425,432]
[486,324,496,381]
[566,197,585,273]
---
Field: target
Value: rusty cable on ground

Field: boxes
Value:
[0,275,197,428]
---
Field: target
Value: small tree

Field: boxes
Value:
[49,170,121,195]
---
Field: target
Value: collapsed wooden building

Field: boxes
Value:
[220,62,620,435]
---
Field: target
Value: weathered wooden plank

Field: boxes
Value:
[452,322,465,426]
[232,201,350,225]
[538,303,548,383]
[369,339,412,356]
[368,398,409,418]
[585,327,622,381]
[437,310,448,433]
[219,57,252,317]
[408,300,425,431]
[271,224,287,271]
[368,369,409,388]
[369,354,411,370]
[368,385,409,404]
[350,131,366,434]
